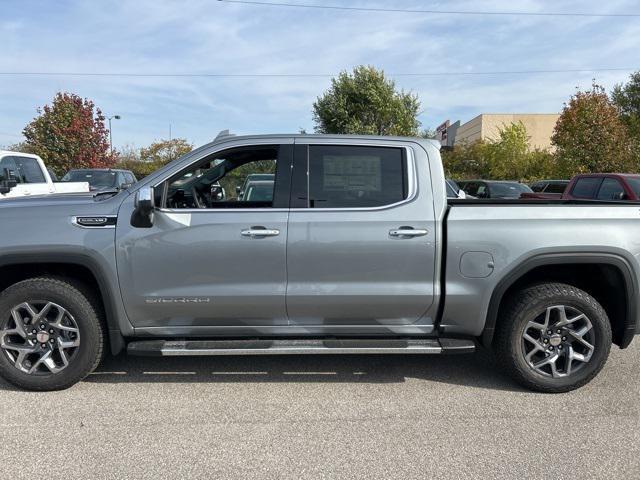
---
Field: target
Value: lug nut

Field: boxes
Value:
[49,329,54,334]
[49,339,55,344]
[41,343,46,348]
[547,330,552,335]
[562,337,567,341]
[31,329,37,334]
[39,324,45,330]
[558,345,563,350]
[549,346,554,351]
[557,330,561,334]
[543,338,549,343]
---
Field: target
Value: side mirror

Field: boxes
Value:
[616,192,628,200]
[0,168,17,194]
[120,183,133,190]
[131,186,155,228]
[211,185,225,201]
[235,185,241,195]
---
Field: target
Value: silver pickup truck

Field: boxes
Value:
[0,134,637,392]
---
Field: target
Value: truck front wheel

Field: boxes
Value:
[495,283,612,393]
[0,277,105,391]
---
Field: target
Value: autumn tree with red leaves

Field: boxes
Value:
[552,82,634,176]
[23,92,116,176]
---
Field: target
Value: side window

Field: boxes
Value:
[530,182,545,192]
[0,156,46,184]
[571,177,602,199]
[597,178,625,200]
[11,157,46,183]
[163,145,282,209]
[306,145,407,208]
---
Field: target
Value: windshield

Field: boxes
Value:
[62,170,117,189]
[489,182,533,197]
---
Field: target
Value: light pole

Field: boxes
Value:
[107,115,121,155]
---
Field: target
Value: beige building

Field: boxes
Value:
[452,113,560,150]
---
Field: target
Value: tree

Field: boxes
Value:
[22,92,115,176]
[3,141,36,154]
[442,122,555,182]
[139,138,193,164]
[420,128,437,139]
[612,71,640,151]
[552,82,634,175]
[441,139,491,180]
[114,139,194,180]
[313,65,421,136]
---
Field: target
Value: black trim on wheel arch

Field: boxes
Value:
[0,253,127,355]
[482,253,639,349]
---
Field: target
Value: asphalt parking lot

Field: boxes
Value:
[1,343,639,479]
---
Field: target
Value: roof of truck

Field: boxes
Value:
[210,133,440,148]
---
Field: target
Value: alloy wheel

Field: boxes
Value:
[0,301,81,374]
[521,304,595,378]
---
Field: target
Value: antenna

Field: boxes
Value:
[214,129,235,141]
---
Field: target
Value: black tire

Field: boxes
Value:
[494,283,612,393]
[0,277,105,391]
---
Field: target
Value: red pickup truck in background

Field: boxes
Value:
[522,174,640,201]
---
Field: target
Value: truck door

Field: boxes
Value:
[286,141,437,328]
[116,141,293,331]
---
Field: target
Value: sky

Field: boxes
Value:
[1,0,639,150]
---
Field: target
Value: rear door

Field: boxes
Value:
[286,140,437,327]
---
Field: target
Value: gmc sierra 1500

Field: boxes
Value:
[0,134,637,392]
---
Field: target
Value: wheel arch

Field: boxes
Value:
[0,253,126,355]
[482,252,639,349]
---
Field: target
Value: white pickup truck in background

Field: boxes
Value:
[0,150,89,198]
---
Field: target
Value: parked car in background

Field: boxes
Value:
[0,151,89,199]
[236,173,275,198]
[62,169,137,192]
[560,174,640,201]
[241,179,275,202]
[458,180,533,199]
[521,179,569,199]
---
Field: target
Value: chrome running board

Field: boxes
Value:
[127,338,475,356]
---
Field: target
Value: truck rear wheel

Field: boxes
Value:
[495,283,612,393]
[0,277,104,391]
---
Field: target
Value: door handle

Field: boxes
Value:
[389,228,428,237]
[241,227,280,238]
